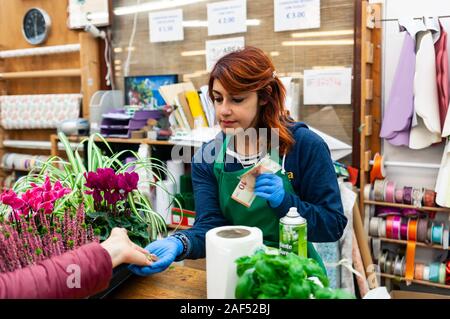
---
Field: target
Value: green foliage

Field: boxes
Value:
[235,250,355,299]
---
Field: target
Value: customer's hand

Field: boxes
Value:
[100,227,156,268]
[128,236,183,276]
[255,173,286,208]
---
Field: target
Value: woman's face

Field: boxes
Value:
[212,80,259,134]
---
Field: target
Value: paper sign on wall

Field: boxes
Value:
[303,68,352,105]
[205,37,245,71]
[149,9,184,43]
[207,0,247,36]
[274,0,320,32]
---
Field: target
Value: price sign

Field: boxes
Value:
[149,9,184,43]
[208,0,247,36]
[274,0,320,32]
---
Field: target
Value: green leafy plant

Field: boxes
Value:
[235,250,355,299]
[0,132,180,246]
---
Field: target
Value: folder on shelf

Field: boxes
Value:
[176,92,195,129]
[185,91,208,128]
[159,82,196,106]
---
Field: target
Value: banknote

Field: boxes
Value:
[231,155,281,207]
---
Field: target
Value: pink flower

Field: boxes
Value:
[0,190,25,210]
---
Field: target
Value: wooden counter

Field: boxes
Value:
[108,265,206,299]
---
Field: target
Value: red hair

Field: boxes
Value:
[208,46,295,154]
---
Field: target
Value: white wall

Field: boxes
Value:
[381,0,450,189]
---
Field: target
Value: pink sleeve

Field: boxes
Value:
[0,242,113,299]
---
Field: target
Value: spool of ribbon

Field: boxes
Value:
[401,208,420,218]
[393,255,404,277]
[417,218,428,243]
[427,224,432,244]
[384,181,396,203]
[374,179,386,202]
[386,216,394,239]
[371,238,381,262]
[407,219,417,242]
[429,262,440,283]
[446,261,450,285]
[378,251,387,273]
[423,266,430,281]
[443,227,449,250]
[370,153,385,183]
[423,189,436,207]
[395,188,404,203]
[379,219,386,238]
[364,184,372,201]
[414,263,425,280]
[412,188,424,207]
[400,218,408,240]
[369,217,381,237]
[403,186,413,205]
[392,216,402,240]
[439,263,446,284]
[385,258,393,275]
[431,223,444,245]
[405,240,416,281]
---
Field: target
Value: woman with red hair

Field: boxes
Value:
[130,47,347,275]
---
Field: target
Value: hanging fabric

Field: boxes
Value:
[409,19,442,149]
[379,21,416,146]
[433,21,449,129]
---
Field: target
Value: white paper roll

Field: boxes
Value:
[166,160,184,193]
[155,179,175,224]
[206,225,263,299]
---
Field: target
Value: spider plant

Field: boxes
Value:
[0,132,181,246]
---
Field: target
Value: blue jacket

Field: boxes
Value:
[176,122,347,260]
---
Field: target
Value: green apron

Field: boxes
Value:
[213,135,326,272]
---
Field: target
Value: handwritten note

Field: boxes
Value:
[303,68,352,105]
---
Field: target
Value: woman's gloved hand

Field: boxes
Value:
[254,173,286,208]
[128,236,183,276]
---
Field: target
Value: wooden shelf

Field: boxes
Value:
[167,223,191,230]
[0,68,81,79]
[364,200,450,213]
[369,236,449,251]
[380,273,450,289]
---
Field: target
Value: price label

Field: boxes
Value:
[149,9,184,43]
[208,0,247,36]
[274,0,320,32]
[205,37,245,71]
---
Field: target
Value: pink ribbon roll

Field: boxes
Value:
[395,188,404,203]
[392,216,402,240]
[384,181,396,203]
[376,207,401,218]
[400,218,409,240]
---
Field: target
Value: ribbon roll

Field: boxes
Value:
[392,216,402,240]
[379,219,386,238]
[370,153,385,184]
[384,181,396,203]
[417,218,428,243]
[393,255,403,276]
[379,251,388,273]
[423,189,436,207]
[429,263,440,283]
[407,219,418,242]
[376,207,401,217]
[395,188,404,203]
[431,223,444,245]
[412,188,424,207]
[405,241,416,281]
[403,186,413,205]
[386,258,393,275]
[423,266,430,281]
[369,217,381,237]
[446,261,450,285]
[443,227,449,250]
[414,263,425,280]
[364,184,372,201]
[374,179,386,202]
[386,216,394,239]
[400,218,408,240]
[427,222,433,244]
[401,208,420,218]
[439,263,446,284]
[372,238,381,262]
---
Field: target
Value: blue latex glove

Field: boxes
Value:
[254,173,286,208]
[128,236,183,276]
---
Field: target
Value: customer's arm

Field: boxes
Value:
[0,228,152,299]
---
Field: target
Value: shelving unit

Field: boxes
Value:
[380,273,449,290]
[369,236,450,251]
[364,200,450,213]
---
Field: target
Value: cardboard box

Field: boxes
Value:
[390,290,450,299]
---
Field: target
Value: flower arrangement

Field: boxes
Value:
[0,177,98,273]
[0,133,179,248]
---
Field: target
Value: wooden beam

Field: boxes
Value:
[0,69,81,79]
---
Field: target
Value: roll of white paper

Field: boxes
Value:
[206,225,263,299]
[155,179,175,224]
[166,160,184,193]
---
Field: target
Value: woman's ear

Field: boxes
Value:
[258,86,272,106]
